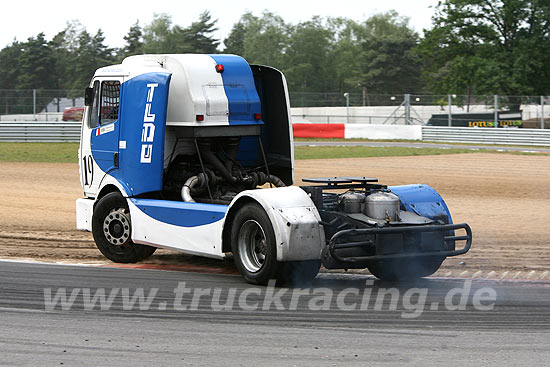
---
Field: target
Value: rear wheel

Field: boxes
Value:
[367,256,444,281]
[92,192,156,263]
[231,203,320,286]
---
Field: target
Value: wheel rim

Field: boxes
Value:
[237,219,267,273]
[103,208,131,247]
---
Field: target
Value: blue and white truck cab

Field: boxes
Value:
[76,54,472,285]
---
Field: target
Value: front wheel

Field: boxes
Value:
[231,203,320,286]
[92,192,156,263]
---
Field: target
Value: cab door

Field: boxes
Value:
[80,77,124,198]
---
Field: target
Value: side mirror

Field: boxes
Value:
[84,87,94,106]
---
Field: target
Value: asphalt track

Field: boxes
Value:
[1,261,549,366]
[294,140,550,153]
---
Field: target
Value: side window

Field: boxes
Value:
[87,80,121,128]
[100,81,120,125]
[88,81,100,129]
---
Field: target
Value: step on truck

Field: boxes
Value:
[76,54,472,285]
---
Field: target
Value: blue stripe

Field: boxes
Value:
[130,198,227,227]
[208,54,263,125]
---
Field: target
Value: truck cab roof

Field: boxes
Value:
[94,54,262,127]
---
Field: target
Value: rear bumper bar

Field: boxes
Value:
[325,223,472,266]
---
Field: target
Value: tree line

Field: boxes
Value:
[1,0,550,113]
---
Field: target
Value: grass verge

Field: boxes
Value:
[0,142,79,163]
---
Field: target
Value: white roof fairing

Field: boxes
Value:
[118,54,231,127]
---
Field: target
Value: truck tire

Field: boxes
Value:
[92,192,156,263]
[231,203,320,286]
[367,256,444,281]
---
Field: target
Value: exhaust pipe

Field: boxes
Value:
[181,176,200,202]
[268,174,285,187]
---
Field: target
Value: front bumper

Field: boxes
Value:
[322,223,472,269]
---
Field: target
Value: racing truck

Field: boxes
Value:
[76,54,472,285]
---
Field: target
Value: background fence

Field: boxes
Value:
[1,89,549,146]
[421,126,550,146]
[0,90,548,128]
[1,121,549,146]
[0,89,82,115]
[290,93,549,129]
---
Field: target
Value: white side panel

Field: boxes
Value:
[76,198,94,231]
[128,200,225,259]
[229,186,324,261]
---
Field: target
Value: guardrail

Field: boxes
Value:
[1,121,549,147]
[421,126,550,146]
[291,114,400,124]
[0,122,81,142]
[0,113,65,122]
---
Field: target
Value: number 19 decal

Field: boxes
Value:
[82,155,94,186]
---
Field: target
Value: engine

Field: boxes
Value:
[163,136,285,204]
